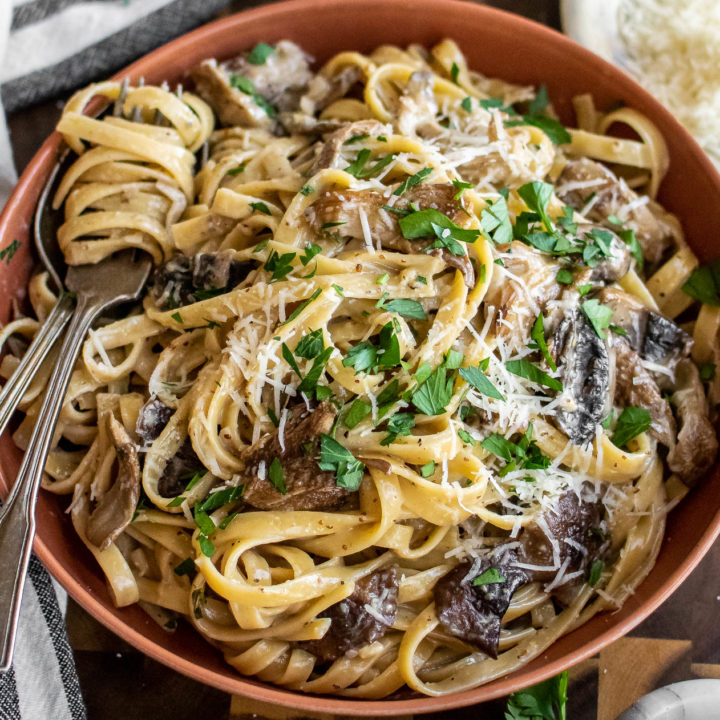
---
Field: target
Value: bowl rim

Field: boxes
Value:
[3,0,720,714]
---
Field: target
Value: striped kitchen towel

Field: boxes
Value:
[0,1,239,718]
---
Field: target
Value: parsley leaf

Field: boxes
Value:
[264,250,296,282]
[412,366,454,416]
[618,228,644,271]
[297,347,334,394]
[399,208,480,255]
[247,42,275,65]
[381,412,415,445]
[342,341,377,373]
[295,328,324,359]
[300,184,313,196]
[581,299,613,339]
[459,364,504,400]
[197,486,243,513]
[461,96,472,112]
[506,115,571,144]
[529,314,557,372]
[506,359,562,391]
[588,559,604,587]
[682,259,720,306]
[517,181,554,231]
[318,435,365,490]
[480,196,513,245]
[700,363,717,381]
[344,398,371,428]
[344,149,396,179]
[229,74,276,117]
[450,62,460,84]
[250,201,272,215]
[0,239,20,264]
[300,243,321,265]
[528,85,549,116]
[457,428,477,446]
[376,294,426,319]
[280,288,322,326]
[473,567,506,586]
[452,179,474,199]
[420,461,435,477]
[174,558,196,577]
[394,167,432,196]
[611,406,651,449]
[556,268,573,285]
[268,457,287,494]
[504,671,568,720]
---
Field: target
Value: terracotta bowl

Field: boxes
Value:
[2,0,720,714]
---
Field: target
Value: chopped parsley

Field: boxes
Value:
[581,299,613,339]
[700,363,717,381]
[420,461,435,477]
[480,195,513,245]
[300,243,321,265]
[279,288,322,326]
[332,284,344,297]
[529,313,557,372]
[300,184,313,196]
[481,423,551,475]
[318,434,365,490]
[472,567,506,586]
[173,558,196,578]
[264,250,295,282]
[228,74,276,117]
[226,165,245,176]
[344,148,397,179]
[517,181,554,231]
[556,268,573,285]
[618,228,643,270]
[411,365,454,416]
[457,428,477,446]
[375,293,426,319]
[171,311,183,324]
[682,259,720,306]
[344,398,371,429]
[450,61,460,84]
[376,273,389,285]
[343,133,369,144]
[250,201,272,215]
[588,559,604,587]
[342,321,401,374]
[196,486,243,513]
[399,207,479,256]
[506,115,571,144]
[611,406,651,449]
[268,457,287,494]
[459,364,504,400]
[0,239,20,264]
[504,671,568,720]
[452,179,474,199]
[393,166,433,196]
[461,96,472,112]
[505,358,562,391]
[381,412,415,445]
[294,328,324,359]
[247,42,275,65]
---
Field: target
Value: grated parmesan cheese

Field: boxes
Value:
[618,0,720,166]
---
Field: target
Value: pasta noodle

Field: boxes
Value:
[3,38,718,698]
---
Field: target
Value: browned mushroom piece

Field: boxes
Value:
[86,416,141,551]
[551,306,610,447]
[292,64,365,122]
[576,223,632,283]
[557,158,679,268]
[150,250,255,310]
[241,402,350,511]
[667,359,719,484]
[433,554,528,658]
[157,438,204,498]
[305,183,475,286]
[190,41,313,129]
[518,490,608,604]
[397,71,439,137]
[308,119,387,173]
[599,287,692,373]
[136,397,173,445]
[303,567,398,663]
[613,337,676,448]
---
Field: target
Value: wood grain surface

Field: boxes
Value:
[8,1,720,718]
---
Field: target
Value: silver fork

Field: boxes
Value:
[0,248,152,672]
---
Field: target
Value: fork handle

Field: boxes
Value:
[0,296,99,673]
[0,293,75,438]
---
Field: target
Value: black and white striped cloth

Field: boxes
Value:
[0,1,240,717]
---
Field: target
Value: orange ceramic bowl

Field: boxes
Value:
[2,0,720,714]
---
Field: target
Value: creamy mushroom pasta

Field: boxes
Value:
[3,39,719,698]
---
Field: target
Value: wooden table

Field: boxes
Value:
[7,1,720,718]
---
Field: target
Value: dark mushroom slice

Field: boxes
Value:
[552,307,610,447]
[86,416,141,550]
[557,158,679,268]
[303,567,398,663]
[305,183,475,286]
[136,397,174,446]
[667,359,718,484]
[241,402,350,511]
[613,337,676,448]
[598,288,692,371]
[518,490,608,604]
[150,251,255,310]
[308,119,387,174]
[433,553,528,659]
[158,438,204,498]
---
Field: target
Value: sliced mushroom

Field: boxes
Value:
[158,438,204,498]
[305,183,475,286]
[577,223,632,283]
[613,337,676,447]
[598,287,692,372]
[433,553,528,658]
[552,307,610,446]
[667,359,718,484]
[518,489,608,604]
[308,119,387,174]
[86,416,141,550]
[136,397,173,446]
[241,402,350,511]
[557,158,679,268]
[150,250,255,310]
[298,65,364,117]
[397,71,439,137]
[303,567,398,663]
